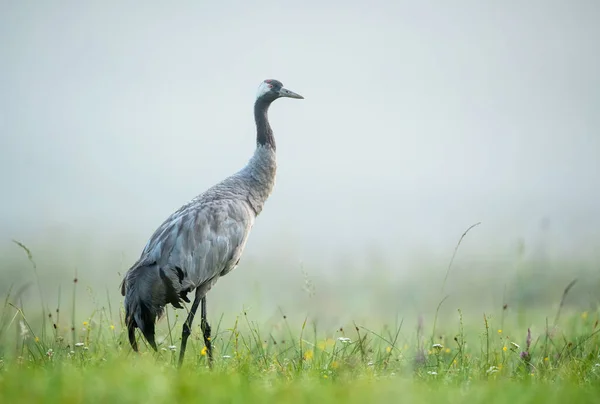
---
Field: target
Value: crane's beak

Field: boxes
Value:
[279,87,304,99]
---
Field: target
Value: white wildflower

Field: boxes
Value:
[427,371,438,376]
[222,355,232,359]
[510,342,520,349]
[75,342,85,348]
[168,345,177,351]
[432,344,443,349]
[486,366,499,374]
[337,337,351,343]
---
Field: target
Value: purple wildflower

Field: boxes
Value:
[520,328,532,367]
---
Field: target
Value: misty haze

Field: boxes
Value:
[1,1,599,329]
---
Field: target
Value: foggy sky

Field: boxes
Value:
[1,0,599,279]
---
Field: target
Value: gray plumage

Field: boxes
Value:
[120,148,274,347]
[119,79,303,363]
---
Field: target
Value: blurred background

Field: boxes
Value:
[1,0,598,330]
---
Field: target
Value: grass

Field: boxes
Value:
[1,232,600,403]
[1,303,599,404]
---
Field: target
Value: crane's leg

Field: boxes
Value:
[200,296,213,368]
[178,291,201,368]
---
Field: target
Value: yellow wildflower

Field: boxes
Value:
[304,350,314,360]
[200,346,207,356]
[34,337,40,343]
[544,357,549,362]
[498,329,502,334]
[83,321,89,327]
[386,346,392,353]
[445,348,451,353]
[503,346,507,352]
[109,325,115,331]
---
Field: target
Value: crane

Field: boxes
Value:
[120,79,304,367]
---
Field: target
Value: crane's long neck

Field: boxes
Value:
[235,98,277,215]
[254,98,275,150]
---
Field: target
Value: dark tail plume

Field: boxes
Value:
[125,297,158,352]
[128,320,139,352]
[121,263,164,352]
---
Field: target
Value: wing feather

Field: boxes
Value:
[120,198,254,350]
[123,199,254,299]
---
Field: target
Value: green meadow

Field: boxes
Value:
[1,234,599,404]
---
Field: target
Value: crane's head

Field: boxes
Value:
[256,79,304,102]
